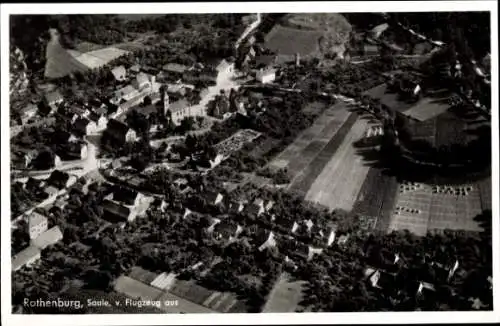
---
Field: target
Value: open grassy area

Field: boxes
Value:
[262,272,305,313]
[265,24,322,60]
[45,38,89,79]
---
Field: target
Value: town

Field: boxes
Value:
[8,11,492,314]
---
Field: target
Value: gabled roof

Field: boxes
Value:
[73,117,93,132]
[136,72,150,86]
[102,199,132,219]
[25,177,43,191]
[129,64,141,73]
[115,85,137,98]
[111,187,140,205]
[32,226,63,249]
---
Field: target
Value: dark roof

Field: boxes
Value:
[213,221,238,238]
[25,177,42,191]
[255,54,277,68]
[102,199,132,221]
[163,63,189,74]
[112,187,139,205]
[47,170,70,189]
[106,119,130,135]
[88,111,104,123]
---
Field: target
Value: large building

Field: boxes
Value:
[12,246,41,271]
[28,212,49,240]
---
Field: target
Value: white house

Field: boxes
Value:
[256,68,276,84]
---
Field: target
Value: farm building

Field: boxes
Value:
[111,65,127,82]
[28,212,49,240]
[103,119,137,145]
[12,246,41,271]
[31,226,64,250]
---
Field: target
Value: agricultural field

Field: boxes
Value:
[352,167,399,232]
[69,47,130,69]
[269,102,352,177]
[264,24,322,60]
[302,116,373,211]
[45,34,89,79]
[262,273,305,313]
[388,181,485,236]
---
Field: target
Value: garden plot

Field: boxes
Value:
[262,273,305,313]
[214,129,262,158]
[388,182,483,236]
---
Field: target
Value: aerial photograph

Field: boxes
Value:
[6,9,493,316]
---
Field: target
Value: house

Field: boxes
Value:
[133,72,155,91]
[256,67,276,84]
[44,185,60,197]
[53,198,68,211]
[88,111,108,131]
[212,221,243,241]
[44,90,64,108]
[19,104,38,125]
[295,243,323,261]
[206,191,224,206]
[208,93,231,119]
[46,170,76,189]
[19,149,39,169]
[111,65,127,82]
[364,268,395,289]
[31,226,63,249]
[229,200,246,213]
[12,246,41,271]
[112,85,139,104]
[104,119,137,145]
[258,231,277,251]
[53,130,79,144]
[102,199,137,222]
[168,99,191,125]
[37,101,56,116]
[106,187,145,207]
[416,281,436,296]
[248,198,274,216]
[28,212,49,240]
[60,141,88,161]
[73,117,97,136]
[337,234,350,246]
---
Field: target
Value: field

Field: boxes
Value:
[45,39,89,79]
[302,116,373,211]
[214,129,262,158]
[264,24,322,59]
[352,167,399,231]
[69,47,130,69]
[269,102,352,176]
[262,273,305,312]
[388,181,485,236]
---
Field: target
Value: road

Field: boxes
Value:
[235,13,262,49]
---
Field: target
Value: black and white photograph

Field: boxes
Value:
[1,1,498,325]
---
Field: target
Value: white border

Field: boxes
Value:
[1,2,498,325]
